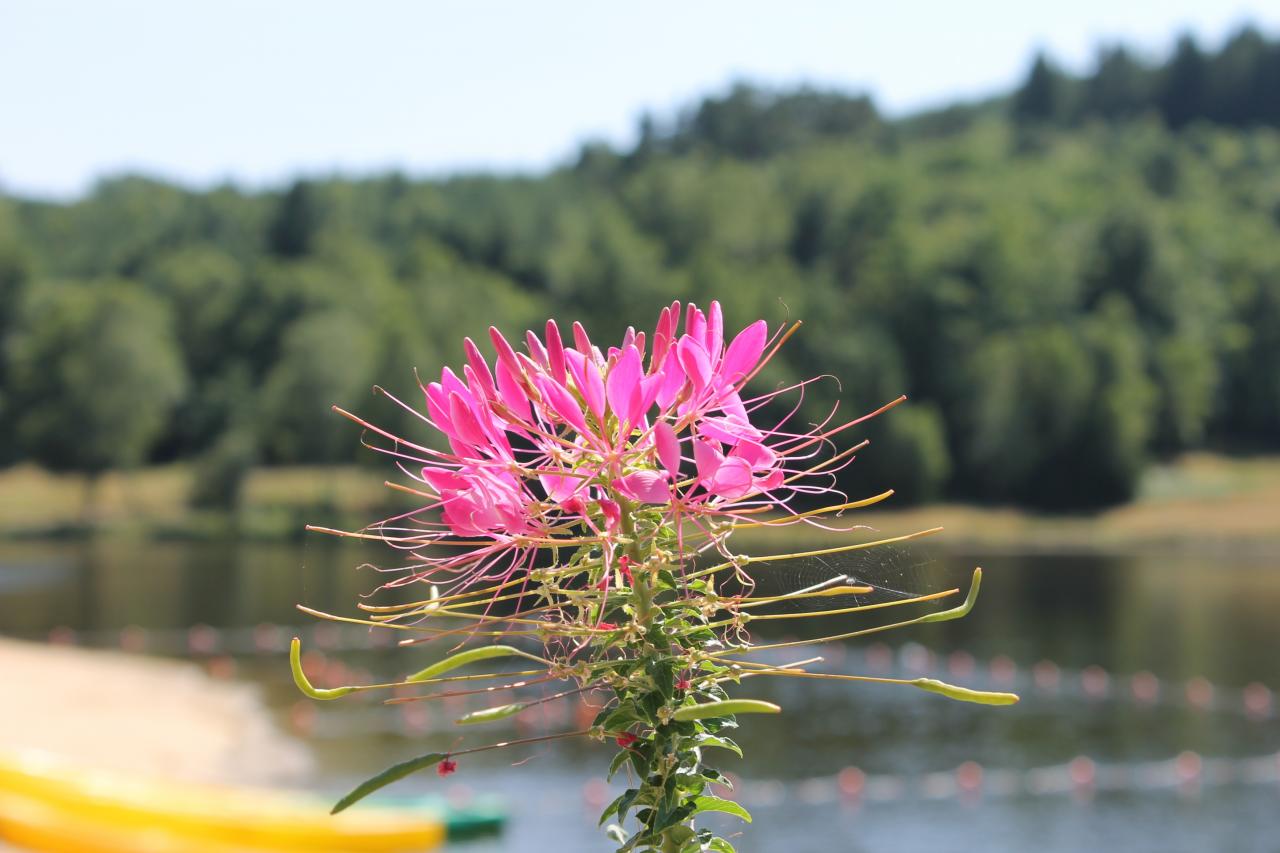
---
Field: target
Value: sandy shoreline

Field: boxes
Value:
[0,638,311,785]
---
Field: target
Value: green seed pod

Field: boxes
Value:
[289,637,357,700]
[672,699,782,721]
[455,702,528,725]
[910,677,1019,705]
[406,645,535,683]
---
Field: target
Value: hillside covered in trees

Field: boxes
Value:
[1,26,1277,511]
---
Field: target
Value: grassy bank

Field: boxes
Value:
[0,453,1277,551]
[733,452,1280,554]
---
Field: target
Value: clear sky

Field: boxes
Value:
[2,1,1276,199]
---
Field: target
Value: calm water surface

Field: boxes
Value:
[2,537,1278,852]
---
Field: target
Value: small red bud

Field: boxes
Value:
[615,732,638,748]
[438,758,458,777]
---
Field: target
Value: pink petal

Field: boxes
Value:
[495,360,531,424]
[565,348,606,422]
[448,392,487,448]
[756,467,785,492]
[654,421,681,479]
[462,365,491,410]
[539,472,579,503]
[710,457,754,500]
[650,305,674,371]
[463,338,497,400]
[572,321,593,356]
[488,326,522,377]
[638,374,662,416]
[685,304,706,345]
[614,470,670,504]
[545,319,567,384]
[535,375,590,435]
[720,320,768,386]
[676,337,712,395]
[424,382,452,433]
[655,357,687,410]
[732,438,777,469]
[693,438,725,486]
[439,366,469,400]
[421,467,467,494]
[706,301,724,360]
[606,345,643,425]
[524,330,549,368]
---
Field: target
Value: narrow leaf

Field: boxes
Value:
[330,753,447,814]
[691,796,752,824]
[406,644,536,683]
[911,677,1019,705]
[455,702,528,725]
[672,699,781,721]
[289,637,356,700]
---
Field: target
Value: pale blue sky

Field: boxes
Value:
[2,1,1276,199]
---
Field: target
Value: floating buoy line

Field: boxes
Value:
[20,623,1280,804]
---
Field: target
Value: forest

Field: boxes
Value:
[0,25,1277,511]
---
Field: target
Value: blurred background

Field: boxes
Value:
[1,2,1279,851]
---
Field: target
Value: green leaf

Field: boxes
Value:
[455,701,528,725]
[694,733,742,757]
[910,677,1020,705]
[405,644,539,682]
[698,768,732,790]
[607,749,631,781]
[706,837,736,853]
[330,753,447,814]
[691,796,752,823]
[289,637,356,700]
[599,793,625,825]
[672,699,781,721]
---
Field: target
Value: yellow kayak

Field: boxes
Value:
[0,751,449,852]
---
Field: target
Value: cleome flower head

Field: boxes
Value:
[319,301,899,599]
[297,301,1016,853]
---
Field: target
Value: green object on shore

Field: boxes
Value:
[441,798,507,841]
[371,795,507,842]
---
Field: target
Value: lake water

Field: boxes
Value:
[2,537,1278,852]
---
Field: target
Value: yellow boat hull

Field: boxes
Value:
[0,751,445,852]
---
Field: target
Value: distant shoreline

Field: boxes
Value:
[1,453,1277,551]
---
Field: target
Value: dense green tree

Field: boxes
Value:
[1082,46,1151,121]
[1158,35,1210,129]
[1012,53,1069,123]
[5,280,187,474]
[258,311,380,463]
[268,180,325,258]
[3,25,1280,510]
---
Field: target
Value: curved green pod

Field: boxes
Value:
[289,637,357,700]
[672,699,782,721]
[406,645,540,683]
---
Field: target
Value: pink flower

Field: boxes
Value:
[437,758,458,777]
[328,298,897,601]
